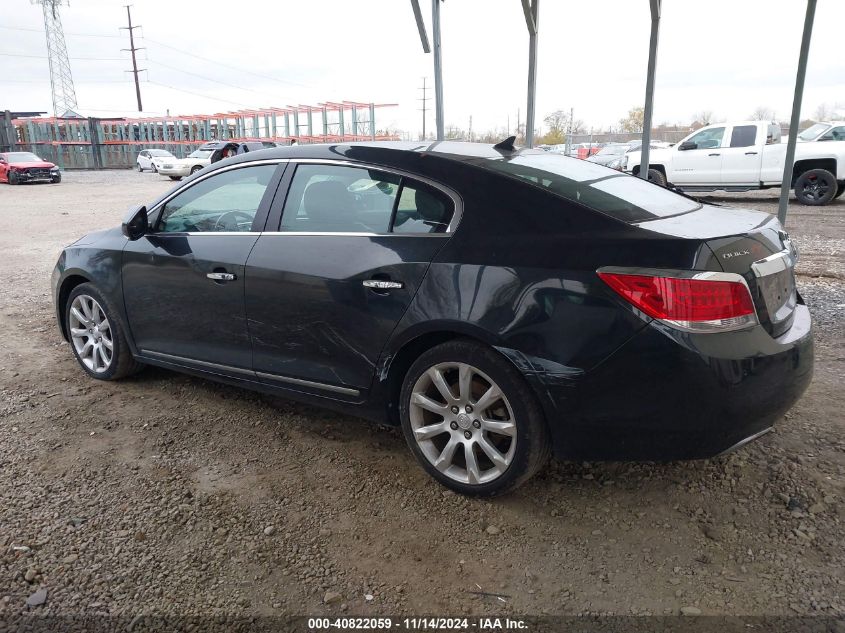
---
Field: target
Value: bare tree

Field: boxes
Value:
[692,110,715,126]
[751,106,776,121]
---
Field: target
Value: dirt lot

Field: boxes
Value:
[0,170,843,619]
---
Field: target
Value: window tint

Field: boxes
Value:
[820,126,845,141]
[393,182,453,233]
[478,153,700,222]
[157,164,276,233]
[281,164,400,233]
[730,125,757,148]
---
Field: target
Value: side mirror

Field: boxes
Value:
[678,141,697,151]
[122,205,148,240]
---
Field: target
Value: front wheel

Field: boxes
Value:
[169,176,182,181]
[137,163,143,172]
[151,164,158,173]
[66,283,144,381]
[834,182,845,199]
[794,168,837,205]
[8,171,18,185]
[190,165,203,174]
[51,173,61,184]
[399,340,550,497]
[647,168,667,187]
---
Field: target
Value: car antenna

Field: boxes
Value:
[493,136,517,152]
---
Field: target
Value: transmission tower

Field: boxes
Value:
[34,0,79,117]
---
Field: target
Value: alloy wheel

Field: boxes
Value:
[802,175,831,201]
[409,362,516,485]
[69,294,113,373]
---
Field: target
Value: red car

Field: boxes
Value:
[0,151,61,184]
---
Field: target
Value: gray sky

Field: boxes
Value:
[2,0,844,137]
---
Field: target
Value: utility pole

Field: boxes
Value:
[418,77,430,140]
[431,0,444,140]
[120,5,145,112]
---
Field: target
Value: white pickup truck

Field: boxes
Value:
[622,120,845,205]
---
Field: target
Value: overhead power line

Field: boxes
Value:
[0,51,125,61]
[146,80,252,109]
[0,24,123,38]
[147,58,286,101]
[142,37,312,89]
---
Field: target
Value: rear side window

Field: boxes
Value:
[730,125,757,148]
[281,164,400,233]
[393,182,452,233]
[477,153,699,222]
[281,164,454,234]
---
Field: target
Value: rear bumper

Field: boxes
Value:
[537,304,814,461]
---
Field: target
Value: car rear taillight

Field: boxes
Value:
[598,270,757,332]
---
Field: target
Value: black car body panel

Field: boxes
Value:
[52,141,814,462]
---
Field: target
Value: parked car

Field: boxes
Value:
[797,121,845,142]
[623,120,845,204]
[605,141,673,171]
[157,141,275,180]
[136,149,175,173]
[0,151,61,184]
[586,143,631,166]
[52,141,813,496]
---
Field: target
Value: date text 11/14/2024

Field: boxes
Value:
[307,617,528,630]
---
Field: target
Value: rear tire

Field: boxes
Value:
[794,168,837,205]
[399,339,550,497]
[647,168,667,187]
[65,283,144,381]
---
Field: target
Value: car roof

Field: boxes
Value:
[218,140,547,166]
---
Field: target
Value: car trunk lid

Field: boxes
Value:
[635,205,798,337]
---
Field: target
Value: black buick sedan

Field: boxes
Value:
[52,141,813,496]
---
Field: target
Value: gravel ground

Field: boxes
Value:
[0,172,842,619]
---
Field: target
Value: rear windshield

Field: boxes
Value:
[478,153,700,222]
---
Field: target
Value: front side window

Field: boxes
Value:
[798,123,829,141]
[820,126,845,141]
[684,127,725,150]
[729,125,757,148]
[157,164,276,233]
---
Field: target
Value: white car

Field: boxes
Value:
[136,149,175,173]
[157,147,216,181]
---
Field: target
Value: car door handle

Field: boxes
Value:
[708,153,720,157]
[363,279,403,290]
[207,272,236,281]
[745,151,758,155]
